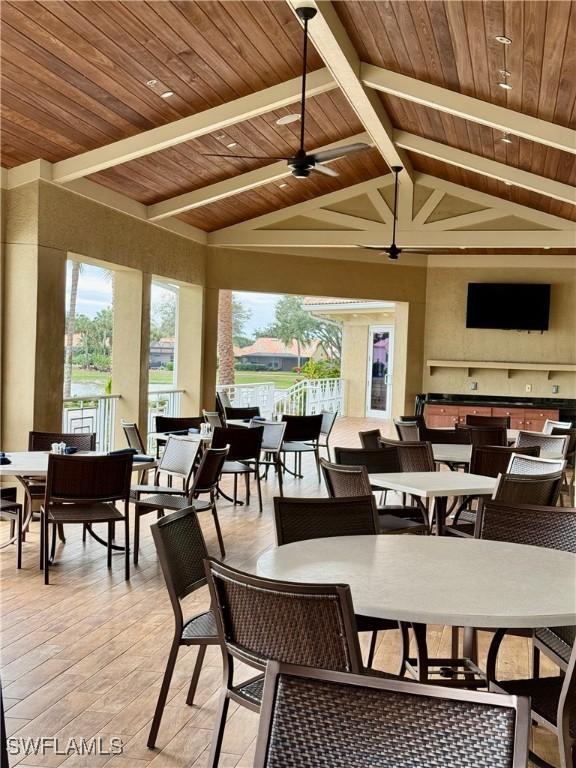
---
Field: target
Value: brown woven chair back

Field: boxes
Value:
[157,436,199,490]
[224,406,261,421]
[477,501,576,552]
[358,429,381,449]
[419,427,471,445]
[281,414,323,443]
[494,471,563,506]
[254,662,529,768]
[205,559,363,673]
[400,414,426,428]
[394,420,420,441]
[121,420,146,453]
[191,447,228,494]
[274,496,379,546]
[155,416,203,433]
[456,424,508,447]
[466,414,511,428]
[470,445,539,477]
[203,410,223,429]
[321,460,372,498]
[45,453,132,504]
[334,445,401,473]
[211,425,263,461]
[151,506,209,601]
[515,431,569,458]
[380,439,435,472]
[29,430,96,452]
[551,427,576,463]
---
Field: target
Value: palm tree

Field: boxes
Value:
[217,289,235,385]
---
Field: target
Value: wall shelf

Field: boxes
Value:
[427,360,576,380]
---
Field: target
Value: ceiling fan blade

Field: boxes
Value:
[312,143,370,163]
[313,164,339,177]
[200,153,293,160]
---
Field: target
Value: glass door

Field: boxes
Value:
[366,326,394,419]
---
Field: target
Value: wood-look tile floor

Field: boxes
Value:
[1,418,561,767]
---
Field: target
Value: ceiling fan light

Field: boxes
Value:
[276,113,300,125]
[498,81,512,90]
[495,35,512,44]
[501,133,513,143]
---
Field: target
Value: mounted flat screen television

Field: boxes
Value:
[466,283,551,331]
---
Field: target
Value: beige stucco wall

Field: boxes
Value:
[423,266,576,399]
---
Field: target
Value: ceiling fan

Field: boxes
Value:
[360,166,430,260]
[200,6,370,178]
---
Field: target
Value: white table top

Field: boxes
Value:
[369,471,497,498]
[432,443,472,464]
[0,451,155,477]
[257,535,576,629]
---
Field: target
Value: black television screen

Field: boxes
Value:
[466,283,551,331]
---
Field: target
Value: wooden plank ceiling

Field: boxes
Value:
[1,0,575,231]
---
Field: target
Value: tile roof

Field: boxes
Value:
[234,337,319,357]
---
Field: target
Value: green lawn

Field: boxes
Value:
[71,368,297,390]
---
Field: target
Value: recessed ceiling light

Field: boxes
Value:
[161,90,174,98]
[495,35,512,44]
[501,132,513,144]
[279,182,288,188]
[216,134,226,140]
[276,113,300,125]
[544,246,551,250]
[498,81,512,90]
[227,142,237,148]
[504,181,513,186]
[146,79,158,87]
[459,246,466,250]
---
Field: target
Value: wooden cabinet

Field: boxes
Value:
[424,403,559,430]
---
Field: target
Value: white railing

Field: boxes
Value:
[62,394,120,452]
[274,378,345,417]
[148,389,183,438]
[217,382,276,418]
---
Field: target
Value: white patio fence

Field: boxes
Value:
[62,394,119,452]
[218,378,345,418]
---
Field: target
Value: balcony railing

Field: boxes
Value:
[273,378,345,417]
[147,389,184,450]
[217,382,276,418]
[62,394,120,452]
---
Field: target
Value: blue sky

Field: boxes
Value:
[65,262,280,331]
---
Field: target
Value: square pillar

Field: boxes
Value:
[112,269,150,449]
[176,283,204,416]
[201,287,219,412]
[393,301,425,417]
[2,243,66,449]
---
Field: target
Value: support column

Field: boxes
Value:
[2,243,66,450]
[393,301,425,417]
[112,269,150,449]
[176,283,204,416]
[201,287,219,412]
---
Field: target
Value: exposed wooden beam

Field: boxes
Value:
[286,1,413,183]
[209,228,576,249]
[309,208,377,229]
[51,68,336,183]
[362,64,576,155]
[424,208,511,231]
[396,132,576,205]
[412,189,444,227]
[147,132,371,221]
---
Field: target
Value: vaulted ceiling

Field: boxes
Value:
[1,0,575,250]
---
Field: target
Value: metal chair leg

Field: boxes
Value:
[43,513,50,585]
[212,502,226,558]
[134,508,140,565]
[16,506,23,569]
[207,689,231,768]
[186,645,207,705]
[366,631,378,668]
[124,512,130,581]
[107,522,113,568]
[147,640,180,748]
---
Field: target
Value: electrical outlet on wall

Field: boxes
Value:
[469,381,478,391]
[525,384,532,393]
[552,385,560,394]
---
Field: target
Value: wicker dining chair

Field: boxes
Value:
[281,414,323,481]
[465,414,511,428]
[203,410,223,429]
[456,424,508,447]
[315,410,338,461]
[133,446,228,559]
[515,431,569,459]
[321,460,428,535]
[253,661,530,768]
[506,453,566,476]
[359,429,382,449]
[204,558,393,768]
[121,419,157,482]
[543,419,572,434]
[0,487,23,568]
[154,416,204,458]
[147,506,219,749]
[379,438,436,472]
[224,406,260,421]
[131,436,200,564]
[418,427,472,445]
[273,495,409,670]
[494,470,564,507]
[251,419,286,496]
[333,446,428,526]
[551,427,576,506]
[41,453,132,584]
[394,419,420,441]
[481,507,576,768]
[211,425,264,510]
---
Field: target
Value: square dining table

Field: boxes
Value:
[368,471,497,535]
